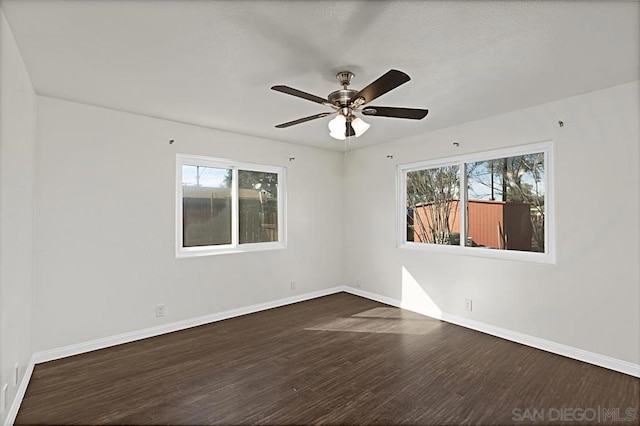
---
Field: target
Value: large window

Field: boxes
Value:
[398,142,554,263]
[176,154,286,257]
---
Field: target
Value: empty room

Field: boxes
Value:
[0,1,638,425]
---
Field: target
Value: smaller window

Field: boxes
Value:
[176,154,286,257]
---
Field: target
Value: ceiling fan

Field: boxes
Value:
[271,69,428,140]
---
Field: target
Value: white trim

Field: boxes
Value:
[231,166,239,247]
[397,140,555,264]
[4,355,35,426]
[10,285,637,423]
[277,167,287,249]
[29,286,640,377]
[344,286,411,313]
[342,286,640,378]
[400,141,554,171]
[401,240,555,263]
[439,312,640,378]
[33,287,345,364]
[543,144,556,263]
[459,162,467,248]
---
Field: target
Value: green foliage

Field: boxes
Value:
[466,153,545,251]
[406,166,460,244]
[407,166,459,205]
[223,170,278,195]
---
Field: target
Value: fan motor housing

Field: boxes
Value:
[328,89,357,108]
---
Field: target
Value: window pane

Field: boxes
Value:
[182,165,232,247]
[406,165,460,245]
[238,170,278,244]
[465,153,545,252]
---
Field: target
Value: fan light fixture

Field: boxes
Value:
[272,69,429,141]
[351,117,370,136]
[328,115,346,140]
[328,115,370,140]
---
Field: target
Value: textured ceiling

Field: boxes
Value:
[1,0,638,151]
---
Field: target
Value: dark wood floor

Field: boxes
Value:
[17,293,639,425]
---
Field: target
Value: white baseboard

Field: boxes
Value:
[8,284,637,425]
[4,355,35,426]
[33,286,346,364]
[5,287,345,425]
[439,312,640,378]
[343,286,640,378]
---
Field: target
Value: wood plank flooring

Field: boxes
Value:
[16,293,639,425]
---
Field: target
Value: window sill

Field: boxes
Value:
[176,242,286,258]
[399,241,556,264]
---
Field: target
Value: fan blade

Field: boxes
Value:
[362,106,428,120]
[346,120,356,137]
[271,85,329,105]
[275,112,333,128]
[351,69,411,106]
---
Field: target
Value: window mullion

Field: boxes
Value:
[459,161,467,247]
[176,159,185,252]
[277,170,285,245]
[544,148,552,258]
[398,169,407,246]
[231,167,239,248]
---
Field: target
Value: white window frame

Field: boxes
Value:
[176,154,287,258]
[397,141,555,264]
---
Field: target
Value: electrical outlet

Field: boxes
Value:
[13,363,19,387]
[355,279,362,289]
[1,383,8,413]
[290,280,297,291]
[465,299,473,311]
[155,304,165,317]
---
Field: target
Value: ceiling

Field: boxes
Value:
[1,0,638,151]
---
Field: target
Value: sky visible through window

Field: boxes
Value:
[467,155,545,201]
[182,165,229,188]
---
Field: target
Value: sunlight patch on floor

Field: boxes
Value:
[352,307,428,320]
[305,309,442,335]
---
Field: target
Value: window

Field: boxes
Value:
[176,154,286,257]
[398,142,554,263]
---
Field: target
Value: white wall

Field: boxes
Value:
[33,83,640,367]
[34,97,344,351]
[0,7,36,423]
[344,81,640,365]
[8,45,638,390]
